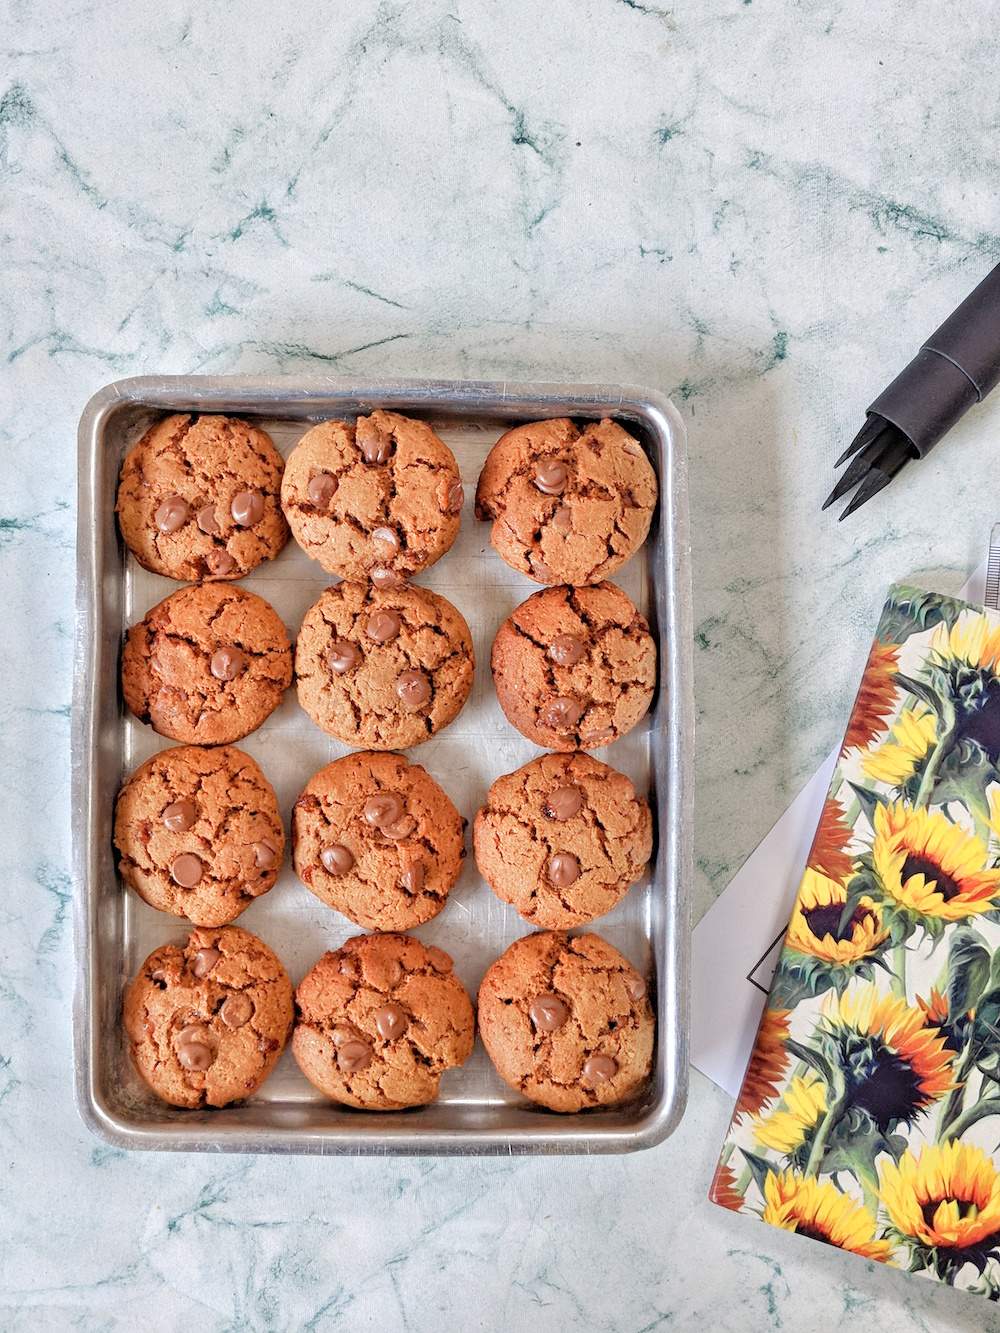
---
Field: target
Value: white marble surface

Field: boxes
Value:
[5,0,1000,1327]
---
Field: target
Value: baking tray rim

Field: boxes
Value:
[72,373,694,1156]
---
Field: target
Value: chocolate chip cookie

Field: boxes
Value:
[475,417,657,585]
[295,581,474,749]
[281,411,463,582]
[292,751,464,931]
[114,744,285,926]
[477,931,653,1112]
[292,933,474,1109]
[123,925,294,1108]
[122,583,293,745]
[474,753,652,928]
[116,414,288,582]
[491,581,656,750]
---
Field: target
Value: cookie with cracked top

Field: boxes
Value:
[491,581,655,750]
[280,411,463,582]
[474,753,652,928]
[295,581,474,749]
[121,582,293,745]
[123,924,294,1108]
[475,417,657,585]
[477,930,654,1113]
[293,932,474,1109]
[114,744,285,927]
[292,751,464,931]
[116,414,288,582]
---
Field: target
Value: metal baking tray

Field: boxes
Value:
[73,375,693,1155]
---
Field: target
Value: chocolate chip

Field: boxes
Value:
[370,566,404,589]
[191,946,221,978]
[205,549,236,576]
[533,458,569,495]
[210,646,247,681]
[551,505,573,532]
[375,1003,408,1040]
[529,993,570,1033]
[547,852,580,888]
[581,1054,618,1086]
[162,799,197,832]
[321,843,354,875]
[395,669,431,711]
[626,975,647,1002]
[307,471,337,507]
[170,853,204,888]
[445,480,464,514]
[231,490,264,527]
[372,526,400,552]
[544,785,583,821]
[253,841,277,870]
[539,697,585,733]
[176,1026,215,1071]
[155,495,190,534]
[220,993,253,1029]
[366,609,401,643]
[196,504,221,535]
[425,946,452,974]
[337,1038,373,1073]
[381,814,416,841]
[548,634,586,667]
[363,794,403,828]
[328,640,361,674]
[399,861,425,894]
[356,417,393,464]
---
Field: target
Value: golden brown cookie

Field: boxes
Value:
[295,581,474,749]
[292,933,474,1109]
[475,417,657,585]
[280,411,462,582]
[114,744,285,926]
[491,582,655,750]
[122,583,293,745]
[123,925,294,1108]
[477,931,653,1113]
[474,753,652,928]
[292,751,464,931]
[116,414,288,582]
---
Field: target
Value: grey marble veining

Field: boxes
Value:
[5,0,1000,1327]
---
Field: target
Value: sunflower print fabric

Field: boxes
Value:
[714,586,1000,1298]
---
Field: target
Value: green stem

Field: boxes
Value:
[855,1160,880,1218]
[913,719,957,810]
[735,1165,752,1196]
[804,1068,848,1178]
[937,1042,977,1140]
[889,941,907,999]
[940,1097,1000,1143]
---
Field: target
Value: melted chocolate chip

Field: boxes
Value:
[210,646,247,681]
[381,814,417,841]
[191,946,221,978]
[372,526,400,552]
[548,634,586,667]
[547,852,580,888]
[196,504,221,535]
[171,853,204,888]
[307,471,337,507]
[364,793,404,828]
[581,1054,618,1086]
[220,993,253,1029]
[328,640,361,674]
[231,490,264,527]
[626,975,647,1002]
[176,1025,215,1071]
[337,1038,373,1073]
[395,669,431,710]
[544,785,583,820]
[205,549,236,576]
[425,945,452,973]
[539,697,585,733]
[445,480,465,514]
[375,1003,408,1040]
[370,566,404,589]
[399,861,425,894]
[551,505,573,532]
[366,609,401,643]
[356,418,393,464]
[253,841,277,870]
[533,458,569,495]
[155,495,190,533]
[321,843,355,875]
[163,799,197,832]
[529,993,570,1033]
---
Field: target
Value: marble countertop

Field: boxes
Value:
[6,0,1000,1327]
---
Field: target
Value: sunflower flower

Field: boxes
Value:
[915,987,949,1028]
[762,1170,893,1261]
[754,1074,827,1154]
[736,1009,790,1118]
[843,640,900,753]
[861,707,937,788]
[929,613,1000,762]
[710,1160,746,1212]
[807,797,855,883]
[786,868,888,965]
[872,803,1000,925]
[821,984,956,1130]
[881,1141,1000,1273]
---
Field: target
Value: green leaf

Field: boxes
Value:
[740,1149,775,1197]
[947,928,992,1020]
[847,782,887,832]
[785,1037,835,1085]
[894,671,947,714]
